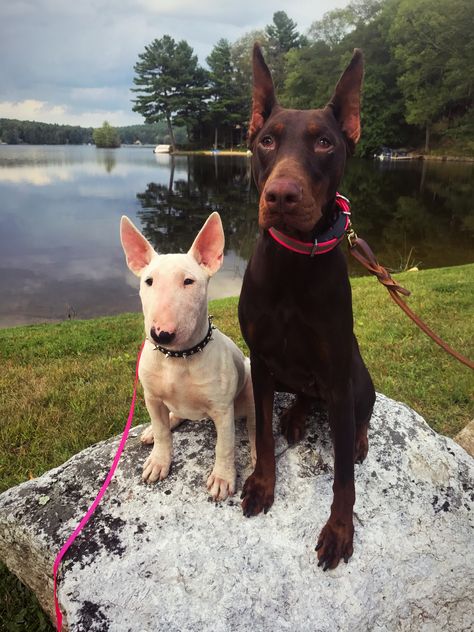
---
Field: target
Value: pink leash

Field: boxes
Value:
[53,340,145,631]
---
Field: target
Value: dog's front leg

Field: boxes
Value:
[140,412,183,444]
[142,392,173,483]
[316,383,355,570]
[207,408,236,501]
[241,354,275,516]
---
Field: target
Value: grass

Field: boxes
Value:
[0,264,473,630]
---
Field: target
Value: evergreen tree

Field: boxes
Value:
[206,39,246,148]
[266,10,306,51]
[264,11,306,90]
[173,65,209,145]
[132,35,205,151]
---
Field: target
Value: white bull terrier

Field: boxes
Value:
[120,212,256,500]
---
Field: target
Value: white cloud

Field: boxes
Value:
[0,1,350,127]
[0,99,142,127]
[0,99,67,120]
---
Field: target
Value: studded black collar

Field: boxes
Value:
[149,316,216,359]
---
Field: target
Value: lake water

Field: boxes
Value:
[0,145,472,327]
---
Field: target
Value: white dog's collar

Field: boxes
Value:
[148,316,216,359]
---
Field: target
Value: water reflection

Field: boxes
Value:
[136,154,474,274]
[341,159,474,271]
[136,156,258,263]
[98,149,117,174]
[0,145,472,327]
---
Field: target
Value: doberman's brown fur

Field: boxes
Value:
[238,44,376,570]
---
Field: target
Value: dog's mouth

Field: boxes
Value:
[258,176,325,237]
[258,202,322,237]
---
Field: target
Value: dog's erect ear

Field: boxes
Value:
[248,43,277,146]
[120,216,156,276]
[327,49,364,153]
[188,212,224,277]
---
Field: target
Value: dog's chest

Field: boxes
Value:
[241,280,352,395]
[139,353,212,420]
[257,313,330,394]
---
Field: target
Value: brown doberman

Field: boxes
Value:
[238,44,376,570]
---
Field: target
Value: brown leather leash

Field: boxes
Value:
[346,228,474,371]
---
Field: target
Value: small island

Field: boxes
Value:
[92,121,121,148]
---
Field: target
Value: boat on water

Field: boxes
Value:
[373,146,417,161]
[153,144,171,154]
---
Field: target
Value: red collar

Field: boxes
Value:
[268,193,351,256]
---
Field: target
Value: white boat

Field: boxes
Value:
[153,144,171,154]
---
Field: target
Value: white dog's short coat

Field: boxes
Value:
[120,212,255,500]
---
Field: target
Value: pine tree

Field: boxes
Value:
[132,35,205,151]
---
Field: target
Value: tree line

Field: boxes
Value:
[132,0,473,156]
[0,119,182,146]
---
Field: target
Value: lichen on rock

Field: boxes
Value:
[0,393,472,631]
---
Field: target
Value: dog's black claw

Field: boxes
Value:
[315,542,323,551]
[323,562,330,571]
[344,555,349,564]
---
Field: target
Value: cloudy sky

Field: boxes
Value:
[0,0,347,128]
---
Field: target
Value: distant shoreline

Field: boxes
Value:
[381,153,474,163]
[1,144,473,162]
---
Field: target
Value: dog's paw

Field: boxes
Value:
[140,425,154,445]
[240,473,274,517]
[206,470,235,501]
[315,519,354,571]
[142,451,171,483]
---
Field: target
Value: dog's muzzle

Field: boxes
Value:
[263,178,303,215]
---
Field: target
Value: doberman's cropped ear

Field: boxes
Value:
[327,49,364,153]
[248,43,277,147]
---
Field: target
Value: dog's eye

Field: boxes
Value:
[260,135,275,149]
[145,277,153,286]
[317,137,332,149]
[184,278,195,286]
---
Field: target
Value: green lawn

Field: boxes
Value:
[0,263,473,630]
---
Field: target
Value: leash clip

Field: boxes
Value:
[346,221,358,248]
[310,238,318,257]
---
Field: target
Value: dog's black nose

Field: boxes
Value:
[264,178,302,213]
[150,328,175,345]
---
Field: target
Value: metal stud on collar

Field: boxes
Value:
[150,316,216,359]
